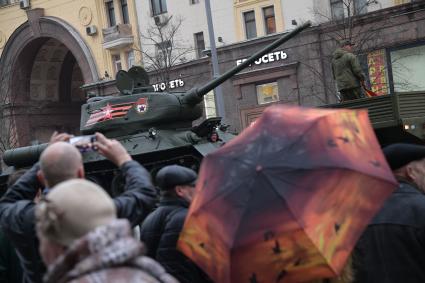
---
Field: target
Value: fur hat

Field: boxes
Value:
[36,179,116,246]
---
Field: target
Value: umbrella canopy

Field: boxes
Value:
[178,105,397,283]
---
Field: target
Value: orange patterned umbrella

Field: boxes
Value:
[178,105,397,283]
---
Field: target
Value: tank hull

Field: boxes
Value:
[0,127,234,194]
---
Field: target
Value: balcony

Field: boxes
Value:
[102,24,134,50]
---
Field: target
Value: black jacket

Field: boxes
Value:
[0,160,157,283]
[353,181,425,283]
[140,196,213,283]
[0,229,23,283]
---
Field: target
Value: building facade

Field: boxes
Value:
[234,0,285,41]
[134,0,414,77]
[135,0,236,66]
[0,0,140,146]
[281,0,414,27]
[146,1,425,133]
[0,0,423,148]
[233,0,410,41]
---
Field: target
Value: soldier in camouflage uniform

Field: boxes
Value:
[332,40,365,102]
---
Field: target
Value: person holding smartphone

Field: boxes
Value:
[0,131,157,283]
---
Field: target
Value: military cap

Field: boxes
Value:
[156,165,197,190]
[383,143,425,170]
[340,39,354,47]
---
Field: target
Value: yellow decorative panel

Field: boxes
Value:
[0,0,142,79]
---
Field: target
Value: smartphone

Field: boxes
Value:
[69,135,97,152]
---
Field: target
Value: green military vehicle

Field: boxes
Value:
[0,22,312,194]
[323,93,425,146]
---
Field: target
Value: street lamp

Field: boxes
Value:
[204,0,225,119]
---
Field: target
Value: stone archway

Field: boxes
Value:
[30,38,85,103]
[0,9,98,146]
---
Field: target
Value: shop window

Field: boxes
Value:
[190,0,199,4]
[330,0,344,20]
[257,82,279,105]
[127,51,135,69]
[106,1,116,27]
[354,0,368,15]
[194,32,205,59]
[263,6,276,35]
[112,54,122,74]
[243,10,257,39]
[151,0,167,16]
[204,91,217,118]
[391,44,425,92]
[121,0,129,24]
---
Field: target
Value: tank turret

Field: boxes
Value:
[1,22,312,192]
[80,21,311,137]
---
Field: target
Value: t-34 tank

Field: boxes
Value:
[1,22,311,194]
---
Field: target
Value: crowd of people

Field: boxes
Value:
[0,131,425,283]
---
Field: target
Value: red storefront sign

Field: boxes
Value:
[367,50,388,96]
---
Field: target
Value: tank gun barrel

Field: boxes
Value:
[185,21,312,105]
[3,144,48,168]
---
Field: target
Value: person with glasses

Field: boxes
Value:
[140,165,213,283]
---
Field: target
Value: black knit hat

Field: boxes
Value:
[155,165,197,190]
[383,143,425,170]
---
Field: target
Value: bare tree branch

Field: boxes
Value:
[136,15,196,86]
